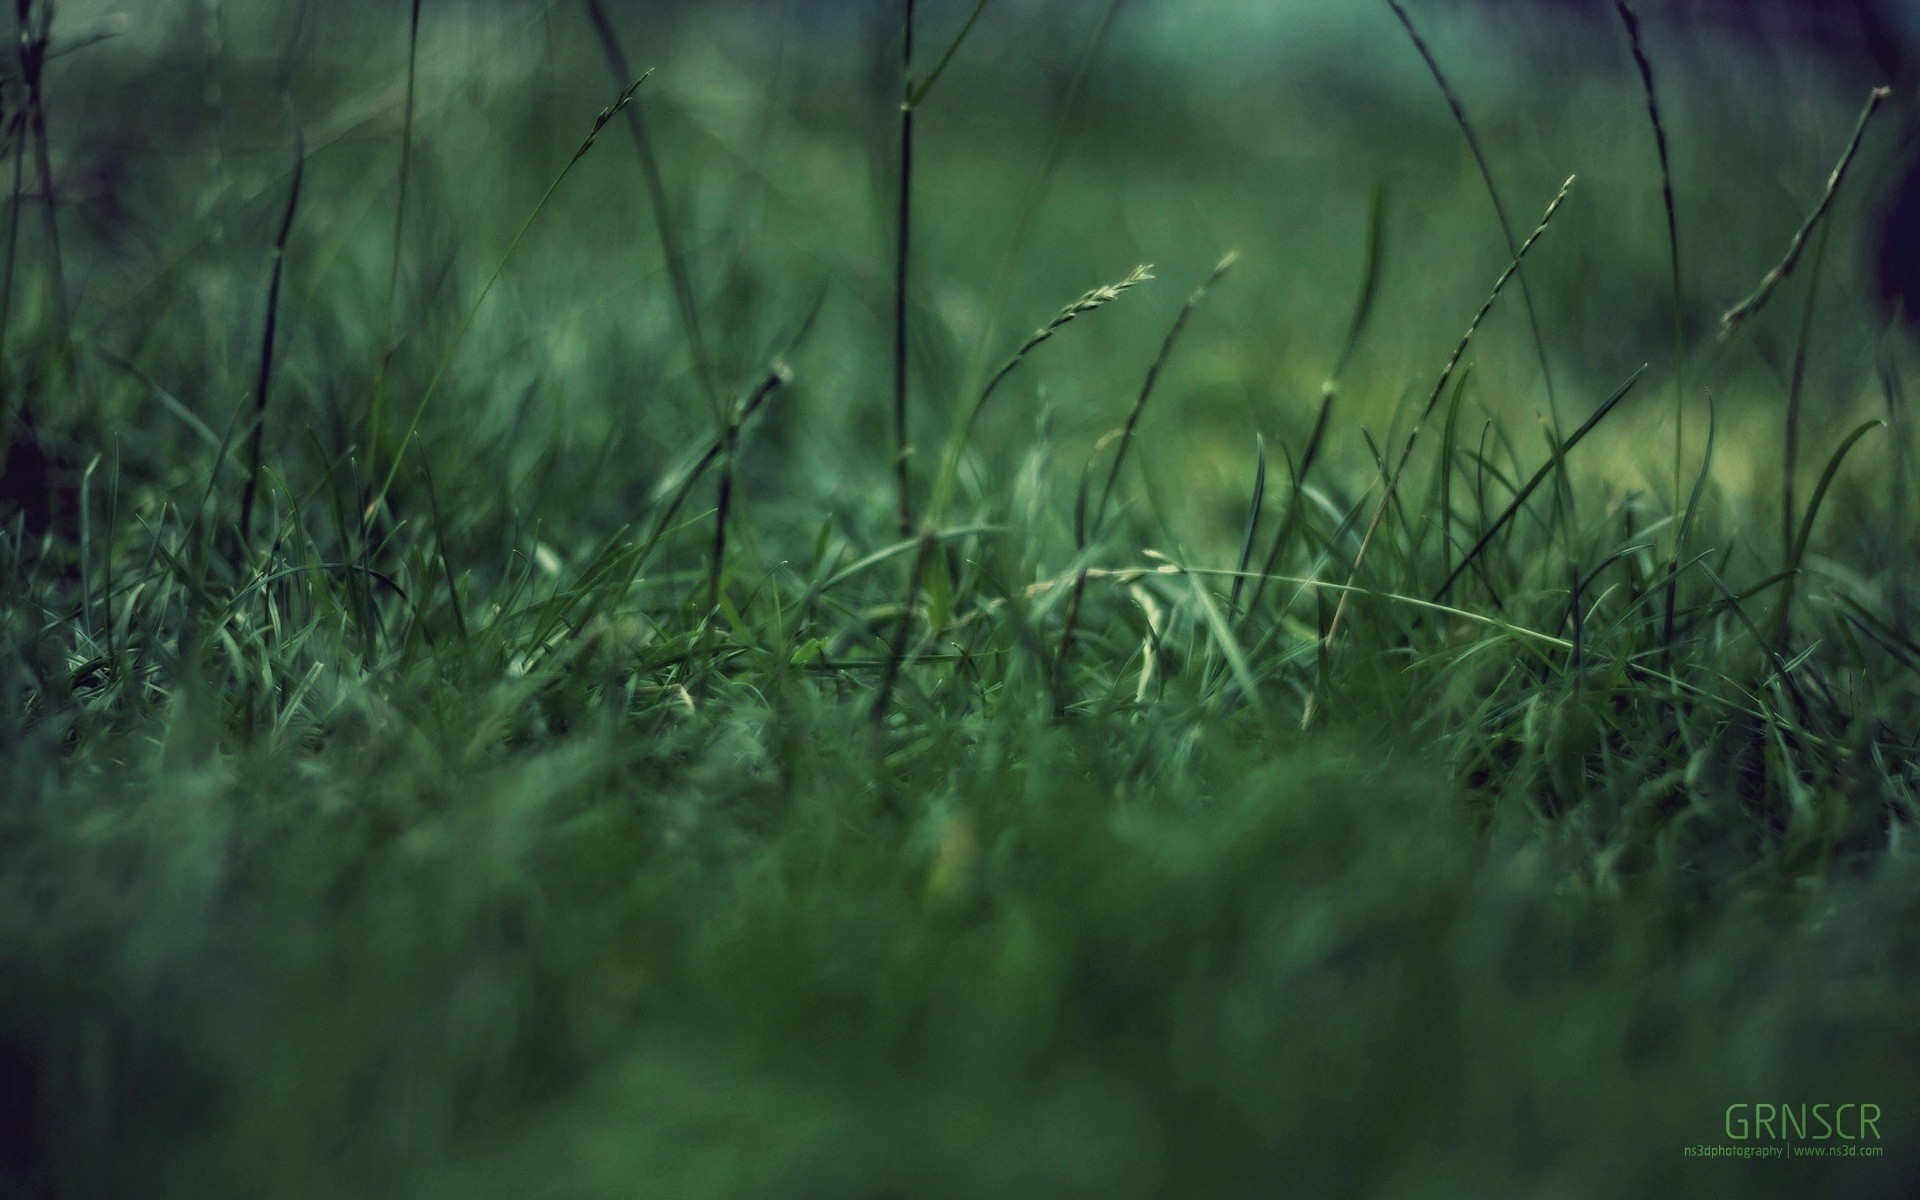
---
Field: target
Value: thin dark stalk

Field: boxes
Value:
[1090,253,1236,541]
[1614,0,1688,651]
[237,115,305,552]
[1305,177,1572,726]
[16,0,66,334]
[0,104,27,477]
[1242,386,1334,621]
[643,367,788,561]
[1431,365,1646,599]
[582,0,721,413]
[0,106,25,372]
[893,0,917,536]
[708,418,740,615]
[1721,86,1890,339]
[1386,0,1560,435]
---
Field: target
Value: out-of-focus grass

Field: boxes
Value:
[4,2,1920,1197]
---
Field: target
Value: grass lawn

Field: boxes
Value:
[4,1,1919,1196]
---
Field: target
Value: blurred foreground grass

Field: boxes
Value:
[4,1,1920,1196]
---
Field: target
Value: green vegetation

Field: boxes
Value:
[3,1,1918,1196]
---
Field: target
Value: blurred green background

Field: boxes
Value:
[27,0,1909,549]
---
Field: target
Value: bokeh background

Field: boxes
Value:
[25,0,1916,557]
[9,3,1920,1198]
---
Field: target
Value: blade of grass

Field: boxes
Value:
[905,0,991,109]
[893,0,918,534]
[1614,0,1690,645]
[1230,434,1267,613]
[1090,253,1235,542]
[581,1,719,411]
[1789,419,1885,575]
[1433,366,1645,600]
[1307,177,1573,724]
[364,0,424,484]
[237,108,305,555]
[931,264,1152,521]
[1721,85,1889,339]
[958,0,1125,406]
[369,71,652,519]
[1244,384,1336,621]
[1386,0,1561,435]
[415,433,469,645]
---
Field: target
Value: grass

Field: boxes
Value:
[4,1,1920,1197]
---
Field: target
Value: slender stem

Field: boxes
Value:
[1305,177,1573,727]
[0,105,26,395]
[582,0,722,414]
[18,0,66,335]
[1386,0,1560,438]
[1615,0,1687,653]
[366,0,423,481]
[237,118,305,551]
[368,73,649,518]
[893,0,917,536]
[1720,86,1890,339]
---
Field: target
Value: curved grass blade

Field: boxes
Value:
[237,108,305,553]
[1433,365,1646,600]
[1386,0,1562,432]
[1720,86,1889,339]
[370,71,653,519]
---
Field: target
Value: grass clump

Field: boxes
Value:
[2,2,1919,1197]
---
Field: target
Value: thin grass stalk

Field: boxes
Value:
[78,452,97,639]
[1721,85,1889,339]
[0,100,27,477]
[364,0,423,481]
[1304,176,1572,726]
[16,0,65,333]
[1776,218,1835,646]
[1230,434,1268,613]
[958,0,1122,403]
[1432,365,1645,599]
[415,433,468,644]
[237,114,305,553]
[1052,256,1228,708]
[892,0,917,535]
[931,264,1151,521]
[708,415,741,615]
[370,72,650,517]
[1048,566,1087,717]
[1090,252,1235,541]
[1878,347,1911,637]
[1614,0,1688,652]
[1386,0,1560,436]
[582,0,721,414]
[0,94,25,372]
[1242,376,1335,622]
[641,366,788,565]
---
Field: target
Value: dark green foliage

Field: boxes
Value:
[2,1,1918,1196]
